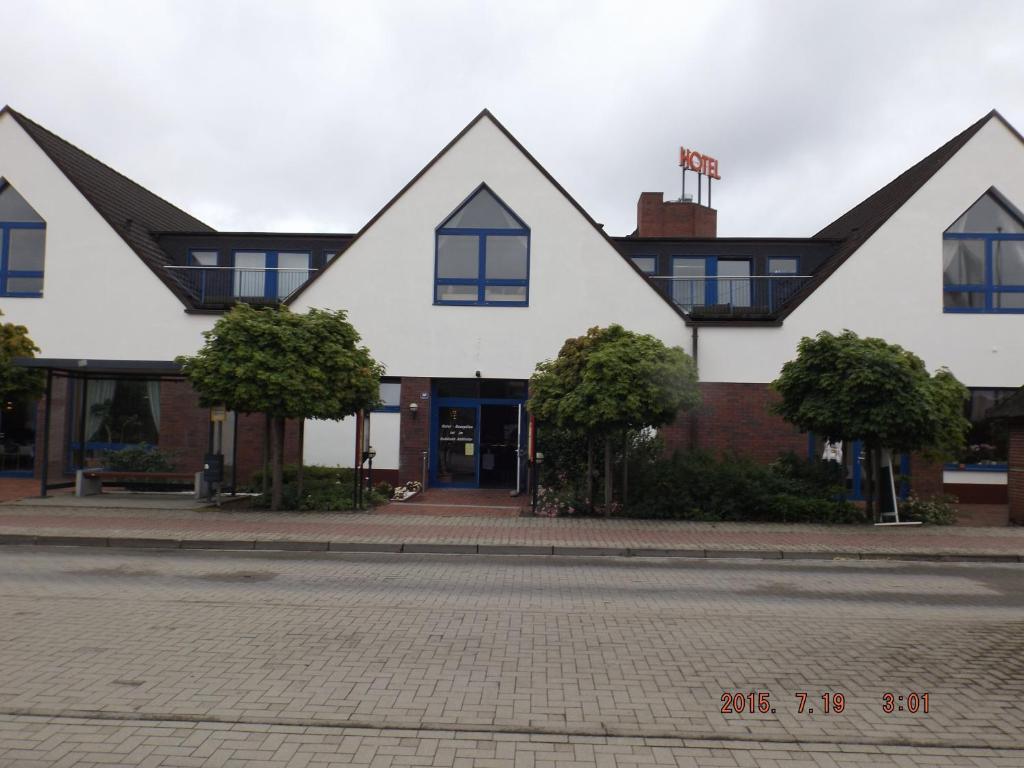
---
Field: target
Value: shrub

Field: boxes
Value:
[621,450,862,524]
[245,464,385,511]
[103,443,175,472]
[901,493,958,525]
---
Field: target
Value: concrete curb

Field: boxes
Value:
[1,533,1023,563]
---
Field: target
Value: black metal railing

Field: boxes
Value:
[648,275,813,318]
[165,266,316,307]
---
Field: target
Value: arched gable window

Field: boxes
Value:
[434,185,529,306]
[0,180,45,297]
[943,189,1024,313]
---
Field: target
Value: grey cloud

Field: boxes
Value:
[1,0,1020,238]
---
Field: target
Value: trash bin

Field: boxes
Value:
[203,453,224,484]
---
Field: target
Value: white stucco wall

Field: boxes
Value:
[304,413,399,470]
[0,112,214,361]
[697,117,1024,389]
[293,116,689,379]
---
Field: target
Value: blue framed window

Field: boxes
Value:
[943,190,1024,313]
[670,256,750,310]
[232,250,311,300]
[434,185,530,306]
[373,381,401,413]
[0,180,45,297]
[632,256,657,274]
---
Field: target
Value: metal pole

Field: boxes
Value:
[39,370,52,498]
[77,377,87,470]
[697,173,702,206]
[681,168,686,201]
[531,459,539,513]
[230,411,238,496]
[708,177,712,208]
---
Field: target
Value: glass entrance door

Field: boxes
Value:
[479,404,520,488]
[435,405,478,486]
[431,394,526,489]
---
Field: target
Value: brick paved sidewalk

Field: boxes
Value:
[5,714,1022,767]
[2,499,1024,558]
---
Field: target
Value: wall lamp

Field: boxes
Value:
[409,402,419,418]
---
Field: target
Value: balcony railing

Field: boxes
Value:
[648,275,814,318]
[166,266,317,307]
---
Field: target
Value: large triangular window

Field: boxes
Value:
[943,190,1024,313]
[434,185,530,306]
[0,179,45,297]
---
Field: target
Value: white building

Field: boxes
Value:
[1,105,1022,506]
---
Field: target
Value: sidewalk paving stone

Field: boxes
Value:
[1,502,1023,558]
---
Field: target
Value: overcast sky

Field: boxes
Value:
[2,1,1021,238]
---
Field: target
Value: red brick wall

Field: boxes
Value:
[1009,422,1024,524]
[157,380,209,472]
[659,382,806,462]
[908,455,945,499]
[398,378,430,486]
[636,192,717,238]
[232,413,302,486]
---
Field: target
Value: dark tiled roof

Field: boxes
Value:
[988,387,1024,420]
[4,106,211,308]
[775,111,1003,321]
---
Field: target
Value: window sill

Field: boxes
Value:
[943,463,1009,472]
[433,300,529,307]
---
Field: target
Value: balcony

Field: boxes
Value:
[166,266,317,308]
[649,275,814,319]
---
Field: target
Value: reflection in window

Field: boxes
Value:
[70,380,161,468]
[632,256,656,274]
[672,257,706,309]
[717,260,751,307]
[955,388,1015,466]
[434,186,529,306]
[943,190,1024,312]
[0,180,45,297]
[374,381,402,413]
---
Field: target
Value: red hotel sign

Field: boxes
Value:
[679,147,721,180]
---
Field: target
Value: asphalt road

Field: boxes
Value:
[1,546,1022,767]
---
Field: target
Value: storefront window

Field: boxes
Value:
[0,396,36,474]
[955,388,1014,466]
[69,379,160,467]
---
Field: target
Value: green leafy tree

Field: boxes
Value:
[530,325,700,514]
[177,305,383,510]
[771,330,970,519]
[0,310,44,402]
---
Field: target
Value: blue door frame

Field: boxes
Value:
[430,395,526,488]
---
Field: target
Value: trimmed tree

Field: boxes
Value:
[529,324,700,514]
[0,310,44,402]
[177,304,383,510]
[771,330,970,519]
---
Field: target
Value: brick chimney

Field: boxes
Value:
[636,192,717,238]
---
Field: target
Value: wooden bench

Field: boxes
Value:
[75,469,204,499]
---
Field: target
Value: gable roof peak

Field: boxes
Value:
[4,106,213,308]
